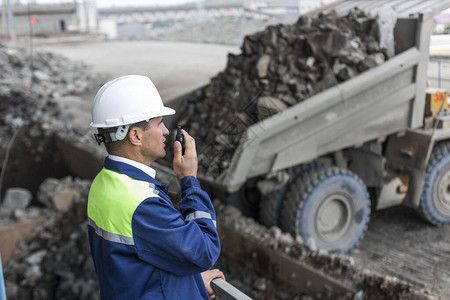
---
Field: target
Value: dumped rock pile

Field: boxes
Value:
[4,177,98,300]
[0,43,107,294]
[175,9,389,177]
[0,43,102,132]
[0,42,106,198]
[0,187,53,227]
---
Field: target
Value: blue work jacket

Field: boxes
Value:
[87,156,220,299]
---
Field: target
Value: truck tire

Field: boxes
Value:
[280,167,371,254]
[259,186,287,228]
[259,163,321,228]
[419,142,450,226]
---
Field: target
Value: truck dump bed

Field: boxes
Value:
[214,0,450,192]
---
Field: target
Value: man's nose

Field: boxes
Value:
[162,123,170,135]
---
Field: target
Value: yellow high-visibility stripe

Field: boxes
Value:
[88,168,159,238]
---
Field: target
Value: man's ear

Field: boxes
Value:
[128,127,142,146]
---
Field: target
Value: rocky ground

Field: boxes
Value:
[350,205,450,299]
[3,178,96,300]
[0,41,106,203]
[0,41,104,299]
[215,203,442,300]
[1,177,438,300]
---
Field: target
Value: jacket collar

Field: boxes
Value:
[104,156,169,194]
[108,155,156,178]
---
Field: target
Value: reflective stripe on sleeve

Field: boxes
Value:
[88,218,135,246]
[185,211,217,228]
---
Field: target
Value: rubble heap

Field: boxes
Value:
[175,9,388,177]
[0,42,105,300]
[217,204,437,300]
[4,178,436,300]
[0,43,106,199]
[4,177,98,300]
[0,43,102,132]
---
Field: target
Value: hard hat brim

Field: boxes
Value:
[90,106,176,128]
[160,106,176,117]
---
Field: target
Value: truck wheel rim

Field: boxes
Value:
[316,194,352,242]
[437,168,450,212]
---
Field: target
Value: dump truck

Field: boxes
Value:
[164,0,450,254]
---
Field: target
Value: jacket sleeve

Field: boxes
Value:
[132,176,220,276]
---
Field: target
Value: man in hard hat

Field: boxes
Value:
[87,75,224,299]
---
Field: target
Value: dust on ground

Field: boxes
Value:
[351,205,450,298]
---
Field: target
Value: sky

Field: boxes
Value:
[23,0,200,7]
[17,0,450,13]
[96,0,199,7]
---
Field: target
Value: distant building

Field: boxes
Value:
[248,0,337,17]
[0,1,97,37]
[298,0,336,14]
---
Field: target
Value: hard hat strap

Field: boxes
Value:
[93,125,130,145]
[114,125,130,141]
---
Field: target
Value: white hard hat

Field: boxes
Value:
[91,75,175,128]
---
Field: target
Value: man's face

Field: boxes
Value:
[140,117,170,162]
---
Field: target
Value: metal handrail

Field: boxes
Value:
[211,278,253,300]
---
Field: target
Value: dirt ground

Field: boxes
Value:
[40,40,239,102]
[350,205,450,298]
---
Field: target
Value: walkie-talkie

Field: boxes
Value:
[176,125,185,155]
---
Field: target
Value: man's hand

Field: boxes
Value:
[173,129,198,178]
[201,269,226,298]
